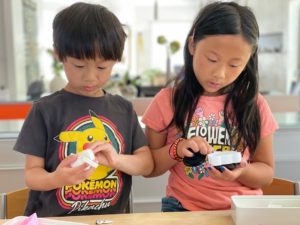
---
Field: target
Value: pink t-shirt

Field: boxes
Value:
[142,88,278,211]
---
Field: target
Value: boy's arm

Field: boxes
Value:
[115,146,154,176]
[24,154,95,191]
[91,141,154,176]
[144,126,177,177]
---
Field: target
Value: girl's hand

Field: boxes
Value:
[88,140,119,168]
[176,136,213,158]
[207,158,248,181]
[54,155,96,187]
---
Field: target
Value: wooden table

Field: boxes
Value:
[0,210,234,225]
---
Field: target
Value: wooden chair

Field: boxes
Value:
[262,177,299,195]
[124,190,133,213]
[0,187,133,218]
[0,187,29,219]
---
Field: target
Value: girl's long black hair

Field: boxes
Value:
[171,2,260,158]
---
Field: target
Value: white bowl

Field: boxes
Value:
[231,195,300,225]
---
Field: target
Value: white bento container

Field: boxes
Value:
[231,195,300,225]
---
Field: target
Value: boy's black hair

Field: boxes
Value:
[171,2,260,158]
[53,2,126,61]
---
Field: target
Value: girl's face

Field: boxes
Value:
[188,34,252,96]
[62,56,116,97]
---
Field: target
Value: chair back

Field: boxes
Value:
[0,187,29,219]
[262,178,297,195]
[1,187,133,217]
[124,190,133,213]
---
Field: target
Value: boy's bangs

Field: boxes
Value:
[62,38,117,61]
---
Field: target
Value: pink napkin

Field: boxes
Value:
[3,213,88,225]
[18,213,39,225]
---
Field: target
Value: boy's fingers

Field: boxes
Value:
[59,154,77,167]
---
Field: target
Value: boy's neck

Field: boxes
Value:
[63,87,105,98]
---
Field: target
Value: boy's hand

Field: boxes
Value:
[88,140,119,168]
[54,155,96,186]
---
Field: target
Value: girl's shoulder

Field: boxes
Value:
[154,87,173,100]
[149,88,174,109]
[257,93,269,107]
[256,93,275,117]
[257,93,264,101]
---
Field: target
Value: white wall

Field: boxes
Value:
[250,0,290,94]
[36,0,199,89]
[2,0,297,100]
[0,1,7,90]
[0,0,28,101]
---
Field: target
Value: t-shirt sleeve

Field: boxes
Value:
[14,102,47,158]
[258,94,279,137]
[142,88,173,132]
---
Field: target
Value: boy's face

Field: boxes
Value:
[62,56,116,97]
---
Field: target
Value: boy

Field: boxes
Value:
[14,2,153,217]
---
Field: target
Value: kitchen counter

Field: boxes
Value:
[273,112,300,129]
[1,112,299,138]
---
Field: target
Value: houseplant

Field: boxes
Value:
[47,49,67,92]
[157,35,180,80]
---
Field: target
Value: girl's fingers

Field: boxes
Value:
[190,137,212,155]
[177,137,212,158]
[185,140,199,153]
[181,148,194,157]
[239,159,248,168]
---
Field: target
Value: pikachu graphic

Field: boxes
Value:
[59,110,114,180]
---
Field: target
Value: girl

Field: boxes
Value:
[142,1,278,212]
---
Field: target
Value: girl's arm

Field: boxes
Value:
[237,134,274,188]
[208,134,274,188]
[144,126,213,177]
[25,154,95,191]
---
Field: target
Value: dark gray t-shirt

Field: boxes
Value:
[14,89,147,217]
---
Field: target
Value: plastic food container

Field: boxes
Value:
[231,195,300,225]
[207,151,241,166]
